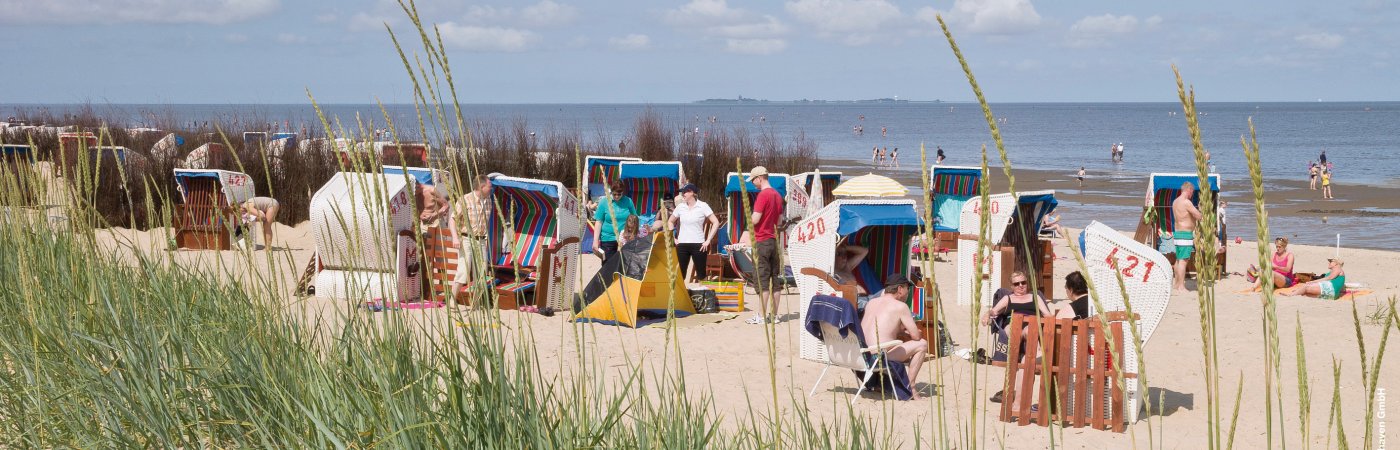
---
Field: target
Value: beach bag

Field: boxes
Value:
[689,288,719,314]
[1157,231,1175,254]
[1295,272,1318,284]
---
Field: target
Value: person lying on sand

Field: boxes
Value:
[1283,258,1346,299]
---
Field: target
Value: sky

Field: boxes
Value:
[1,0,1397,104]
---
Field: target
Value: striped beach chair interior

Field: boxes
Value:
[846,225,917,297]
[624,177,677,217]
[930,169,981,231]
[488,184,559,269]
[587,160,625,199]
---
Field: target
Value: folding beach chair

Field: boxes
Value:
[804,294,911,403]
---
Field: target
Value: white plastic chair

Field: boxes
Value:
[807,322,902,404]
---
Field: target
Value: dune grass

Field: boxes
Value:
[0,5,1394,449]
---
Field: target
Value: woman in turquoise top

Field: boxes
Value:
[591,180,636,263]
[1285,258,1347,300]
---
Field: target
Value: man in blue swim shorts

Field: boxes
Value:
[1172,182,1203,292]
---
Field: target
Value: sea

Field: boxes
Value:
[6,101,1399,249]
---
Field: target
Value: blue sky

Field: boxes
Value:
[2,0,1396,103]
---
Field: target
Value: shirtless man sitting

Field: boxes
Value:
[1172,182,1202,292]
[860,272,928,400]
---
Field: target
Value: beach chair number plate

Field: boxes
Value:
[1104,247,1157,283]
[793,218,829,244]
[971,200,1001,215]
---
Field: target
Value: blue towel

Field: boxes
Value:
[803,295,913,401]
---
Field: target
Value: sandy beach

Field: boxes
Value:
[92,195,1400,448]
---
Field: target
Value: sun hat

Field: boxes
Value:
[745,166,769,182]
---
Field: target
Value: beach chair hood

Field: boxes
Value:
[791,199,921,363]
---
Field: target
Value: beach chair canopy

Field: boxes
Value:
[723,171,790,243]
[486,175,583,271]
[574,232,696,328]
[1076,220,1172,423]
[618,160,683,223]
[173,169,256,207]
[929,165,983,232]
[791,199,922,363]
[1,145,33,164]
[1147,173,1224,241]
[310,172,418,272]
[383,165,454,199]
[583,155,640,200]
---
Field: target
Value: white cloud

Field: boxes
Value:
[437,23,540,52]
[725,38,788,55]
[784,0,902,34]
[919,0,1041,35]
[665,0,746,25]
[276,33,307,44]
[1296,32,1344,50]
[520,0,578,27]
[707,15,789,39]
[347,11,396,32]
[608,34,651,51]
[458,1,577,27]
[1067,14,1160,47]
[665,0,790,53]
[0,0,280,25]
[1071,14,1139,35]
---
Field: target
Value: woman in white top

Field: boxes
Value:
[668,183,720,283]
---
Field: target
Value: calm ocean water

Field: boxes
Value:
[7,102,1397,185]
[7,102,1399,249]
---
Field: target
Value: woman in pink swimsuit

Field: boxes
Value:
[1250,237,1295,288]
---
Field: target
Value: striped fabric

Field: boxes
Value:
[497,280,536,293]
[727,193,751,240]
[1153,188,1225,241]
[487,185,558,267]
[931,173,980,197]
[625,177,677,216]
[590,163,623,189]
[910,286,927,321]
[846,225,917,295]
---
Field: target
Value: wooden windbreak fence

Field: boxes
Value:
[999,314,1134,432]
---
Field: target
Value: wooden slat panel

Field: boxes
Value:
[1089,320,1106,431]
[1110,321,1126,432]
[1054,318,1074,425]
[1000,314,1027,423]
[1073,319,1090,428]
[1016,316,1039,426]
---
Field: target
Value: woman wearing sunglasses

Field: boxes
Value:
[979,271,1052,330]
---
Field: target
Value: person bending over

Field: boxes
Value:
[241,196,279,249]
[860,273,928,400]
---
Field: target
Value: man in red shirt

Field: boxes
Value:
[746,166,785,324]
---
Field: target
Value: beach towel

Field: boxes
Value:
[1273,284,1373,301]
[804,295,914,401]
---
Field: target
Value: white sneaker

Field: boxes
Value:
[745,315,768,325]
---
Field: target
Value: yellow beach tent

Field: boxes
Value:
[573,233,696,327]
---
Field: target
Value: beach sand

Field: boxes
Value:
[94,207,1399,448]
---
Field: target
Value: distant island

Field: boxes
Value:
[693,96,945,105]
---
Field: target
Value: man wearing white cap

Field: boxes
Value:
[745,166,785,324]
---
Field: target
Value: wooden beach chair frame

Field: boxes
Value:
[480,175,582,310]
[172,169,256,250]
[956,191,1058,306]
[1136,173,1227,274]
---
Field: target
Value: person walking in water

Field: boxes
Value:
[871,146,879,165]
[890,147,900,168]
[1076,167,1085,187]
[935,147,946,165]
